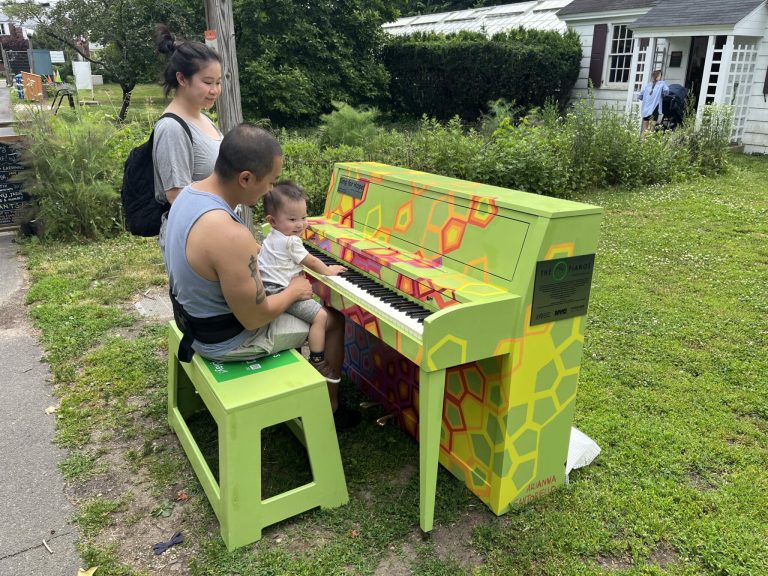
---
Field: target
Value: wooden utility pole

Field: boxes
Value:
[204,0,253,230]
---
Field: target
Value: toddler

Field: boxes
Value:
[258,181,347,382]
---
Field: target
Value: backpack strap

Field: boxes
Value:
[158,112,193,144]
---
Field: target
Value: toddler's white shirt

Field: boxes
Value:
[258,229,309,287]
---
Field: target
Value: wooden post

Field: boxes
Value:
[1,45,12,87]
[204,0,253,231]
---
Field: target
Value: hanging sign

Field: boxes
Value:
[0,138,31,230]
[204,29,218,52]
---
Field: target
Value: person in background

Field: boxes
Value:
[259,181,348,383]
[638,69,670,134]
[153,24,223,243]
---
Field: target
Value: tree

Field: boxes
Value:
[234,0,398,126]
[3,0,203,121]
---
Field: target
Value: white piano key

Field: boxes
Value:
[315,273,425,340]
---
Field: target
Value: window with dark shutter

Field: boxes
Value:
[589,24,608,89]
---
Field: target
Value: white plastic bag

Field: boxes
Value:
[566,427,601,482]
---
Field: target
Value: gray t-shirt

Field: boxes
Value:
[152,114,222,204]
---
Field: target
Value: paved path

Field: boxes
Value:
[0,88,81,575]
[0,86,12,126]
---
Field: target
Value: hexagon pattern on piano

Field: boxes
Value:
[341,306,585,514]
[304,162,602,519]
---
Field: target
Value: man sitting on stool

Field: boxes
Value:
[163,123,359,429]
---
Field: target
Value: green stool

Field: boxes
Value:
[167,322,348,551]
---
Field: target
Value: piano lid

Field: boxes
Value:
[333,162,603,219]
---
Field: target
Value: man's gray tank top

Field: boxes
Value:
[163,186,252,357]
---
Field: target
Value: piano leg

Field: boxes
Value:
[418,367,446,533]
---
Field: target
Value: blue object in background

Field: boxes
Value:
[14,73,23,99]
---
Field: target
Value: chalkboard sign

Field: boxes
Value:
[0,138,30,230]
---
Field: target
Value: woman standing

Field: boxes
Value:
[638,69,670,134]
[153,25,223,209]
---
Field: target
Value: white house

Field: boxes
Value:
[558,0,768,152]
[384,0,768,153]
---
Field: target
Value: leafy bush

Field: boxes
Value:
[318,102,380,150]
[407,116,487,182]
[271,134,366,220]
[688,104,734,174]
[381,28,581,120]
[20,109,145,240]
[479,99,524,137]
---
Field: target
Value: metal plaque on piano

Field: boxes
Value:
[531,254,595,326]
[338,176,365,199]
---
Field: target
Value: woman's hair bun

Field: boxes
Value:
[155,24,177,55]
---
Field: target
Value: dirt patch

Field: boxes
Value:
[83,438,209,574]
[391,463,417,487]
[650,540,678,568]
[596,551,633,570]
[687,469,719,492]
[374,537,418,576]
[430,507,490,571]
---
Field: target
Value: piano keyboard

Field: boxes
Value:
[304,245,432,340]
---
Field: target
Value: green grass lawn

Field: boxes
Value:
[20,153,768,575]
[88,83,167,120]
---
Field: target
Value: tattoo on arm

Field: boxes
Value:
[248,255,266,304]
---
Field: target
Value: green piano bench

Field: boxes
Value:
[167,321,349,551]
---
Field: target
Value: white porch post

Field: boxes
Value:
[715,35,735,104]
[626,35,645,112]
[696,35,717,127]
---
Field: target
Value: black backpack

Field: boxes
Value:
[120,113,192,237]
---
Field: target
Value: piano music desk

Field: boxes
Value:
[304,162,603,532]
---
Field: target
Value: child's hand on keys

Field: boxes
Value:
[326,265,347,276]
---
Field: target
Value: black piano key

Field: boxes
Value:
[411,310,433,319]
[381,295,403,303]
[305,242,435,320]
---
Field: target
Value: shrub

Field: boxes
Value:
[479,99,524,137]
[318,102,380,150]
[20,108,145,240]
[487,117,571,196]
[407,116,487,182]
[275,135,366,220]
[687,104,733,174]
[381,28,581,121]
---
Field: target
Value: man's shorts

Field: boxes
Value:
[215,313,309,362]
[263,282,322,325]
[643,107,660,122]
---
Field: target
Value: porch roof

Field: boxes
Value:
[630,0,764,29]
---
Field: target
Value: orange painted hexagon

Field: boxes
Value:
[394,201,414,232]
[442,217,468,253]
[469,197,499,227]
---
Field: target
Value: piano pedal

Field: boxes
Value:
[376,412,397,427]
[359,401,381,410]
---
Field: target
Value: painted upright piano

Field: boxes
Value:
[301,162,603,531]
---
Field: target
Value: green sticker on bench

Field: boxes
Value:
[203,351,301,383]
